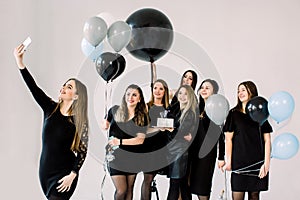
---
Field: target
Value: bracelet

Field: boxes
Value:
[120,138,122,146]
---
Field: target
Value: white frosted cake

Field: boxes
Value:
[156,118,174,128]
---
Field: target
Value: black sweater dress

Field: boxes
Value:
[20,68,88,199]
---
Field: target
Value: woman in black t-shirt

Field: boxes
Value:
[223,81,272,200]
[102,84,149,200]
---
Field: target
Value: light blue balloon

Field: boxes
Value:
[272,133,299,160]
[81,38,103,62]
[268,91,295,123]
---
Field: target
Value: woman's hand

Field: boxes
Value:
[184,133,192,142]
[218,160,226,172]
[222,162,232,172]
[56,171,77,193]
[101,120,110,130]
[258,163,270,179]
[13,44,26,69]
[108,137,120,147]
[159,127,174,132]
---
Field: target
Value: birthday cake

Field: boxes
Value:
[156,118,174,128]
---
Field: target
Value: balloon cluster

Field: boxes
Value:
[81,8,174,83]
[245,91,298,160]
[81,16,129,83]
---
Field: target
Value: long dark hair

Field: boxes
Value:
[234,80,258,112]
[179,70,198,90]
[115,84,149,126]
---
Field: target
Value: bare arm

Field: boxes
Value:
[223,131,234,171]
[109,133,146,146]
[150,62,157,84]
[259,133,271,178]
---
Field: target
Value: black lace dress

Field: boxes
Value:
[20,68,88,199]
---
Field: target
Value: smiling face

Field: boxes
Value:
[178,87,188,105]
[238,84,250,104]
[182,71,194,86]
[153,82,165,101]
[125,88,141,108]
[199,81,214,100]
[59,80,78,102]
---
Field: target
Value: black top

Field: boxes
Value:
[106,105,148,174]
[106,105,147,153]
[20,68,88,198]
[190,112,225,160]
[223,109,272,171]
[143,104,168,151]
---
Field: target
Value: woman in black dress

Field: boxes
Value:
[223,81,272,200]
[14,44,89,200]
[102,84,149,200]
[166,85,198,200]
[140,79,170,200]
[190,79,225,200]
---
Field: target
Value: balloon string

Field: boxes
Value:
[100,168,107,200]
[231,159,264,176]
[233,159,264,172]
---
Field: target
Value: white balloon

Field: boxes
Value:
[97,12,116,28]
[107,21,132,52]
[205,94,230,125]
[83,16,107,47]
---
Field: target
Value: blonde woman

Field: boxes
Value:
[166,85,198,200]
[14,44,89,200]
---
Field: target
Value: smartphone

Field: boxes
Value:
[21,37,32,53]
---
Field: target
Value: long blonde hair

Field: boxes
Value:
[177,85,198,122]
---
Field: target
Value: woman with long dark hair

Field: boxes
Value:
[223,81,272,200]
[102,84,149,200]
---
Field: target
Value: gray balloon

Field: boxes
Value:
[205,94,230,125]
[83,16,107,47]
[107,21,132,52]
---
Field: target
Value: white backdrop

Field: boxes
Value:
[1,0,299,199]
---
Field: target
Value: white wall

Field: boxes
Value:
[1,0,299,199]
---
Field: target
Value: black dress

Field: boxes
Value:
[167,109,197,179]
[106,105,147,175]
[142,104,169,174]
[223,109,273,192]
[20,68,88,199]
[190,112,225,195]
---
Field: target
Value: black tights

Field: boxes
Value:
[141,173,155,200]
[167,178,191,200]
[197,195,210,200]
[111,174,137,200]
[232,191,260,200]
[48,195,68,200]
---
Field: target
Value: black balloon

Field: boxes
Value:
[95,52,126,82]
[246,96,269,125]
[111,54,126,81]
[126,8,174,62]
